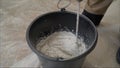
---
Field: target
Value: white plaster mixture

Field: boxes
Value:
[36,31,87,59]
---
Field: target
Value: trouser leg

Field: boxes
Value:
[82,0,113,26]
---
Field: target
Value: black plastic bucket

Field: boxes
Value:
[26,10,98,68]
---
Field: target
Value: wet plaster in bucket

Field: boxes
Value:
[36,31,87,60]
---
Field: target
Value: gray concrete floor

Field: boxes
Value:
[0,0,120,68]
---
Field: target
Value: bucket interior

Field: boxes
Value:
[27,11,97,59]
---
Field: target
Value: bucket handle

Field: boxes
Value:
[57,0,71,11]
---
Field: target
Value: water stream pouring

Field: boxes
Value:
[76,0,82,46]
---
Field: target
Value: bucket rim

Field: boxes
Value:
[26,11,98,62]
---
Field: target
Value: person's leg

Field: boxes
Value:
[82,0,113,26]
[82,0,120,64]
[116,48,120,64]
